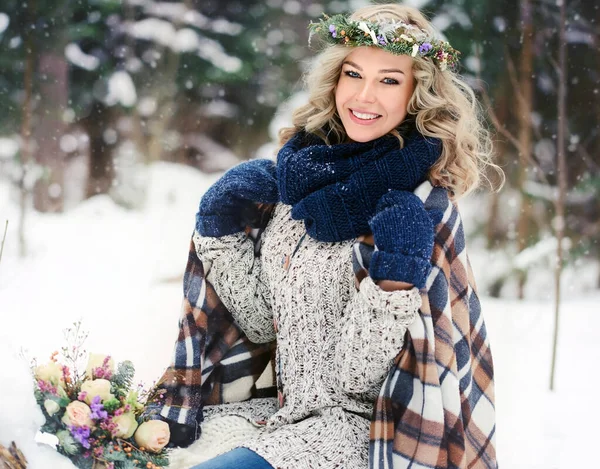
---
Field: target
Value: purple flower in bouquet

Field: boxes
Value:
[329,24,337,38]
[90,396,108,420]
[69,425,91,449]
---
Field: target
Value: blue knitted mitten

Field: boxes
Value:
[368,190,436,289]
[290,132,441,242]
[196,159,279,237]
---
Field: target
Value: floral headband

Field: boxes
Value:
[308,14,460,71]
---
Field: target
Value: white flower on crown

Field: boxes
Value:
[399,34,414,43]
[358,21,378,45]
[411,44,419,57]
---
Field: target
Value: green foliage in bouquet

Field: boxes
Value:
[32,322,170,469]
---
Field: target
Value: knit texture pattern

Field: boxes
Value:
[167,415,262,468]
[167,400,280,468]
[277,131,441,241]
[193,203,422,469]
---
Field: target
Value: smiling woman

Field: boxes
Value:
[150,3,503,469]
[335,48,415,143]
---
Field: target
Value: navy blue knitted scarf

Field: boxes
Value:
[276,130,442,242]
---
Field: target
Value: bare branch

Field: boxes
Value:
[474,44,550,186]
[550,0,568,392]
[0,220,7,266]
[474,45,522,152]
[479,88,526,153]
[573,130,600,172]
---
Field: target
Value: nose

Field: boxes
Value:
[356,81,376,103]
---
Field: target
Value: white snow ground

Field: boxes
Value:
[1,162,598,468]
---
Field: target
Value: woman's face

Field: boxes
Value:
[335,46,415,143]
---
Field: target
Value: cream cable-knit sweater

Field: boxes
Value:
[191,203,421,469]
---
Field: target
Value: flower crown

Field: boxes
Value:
[308,14,460,71]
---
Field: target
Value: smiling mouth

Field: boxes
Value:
[349,109,381,123]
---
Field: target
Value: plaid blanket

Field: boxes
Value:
[154,183,497,469]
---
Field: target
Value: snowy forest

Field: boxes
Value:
[0,0,598,468]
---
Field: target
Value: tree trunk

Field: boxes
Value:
[82,101,115,198]
[32,53,69,213]
[18,0,35,257]
[515,0,535,298]
[550,0,568,392]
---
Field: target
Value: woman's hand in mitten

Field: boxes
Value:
[367,190,436,289]
[196,159,279,237]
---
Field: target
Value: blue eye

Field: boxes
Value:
[382,78,399,85]
[344,70,360,78]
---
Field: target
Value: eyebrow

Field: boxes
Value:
[342,60,405,75]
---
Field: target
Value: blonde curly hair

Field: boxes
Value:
[278,3,504,197]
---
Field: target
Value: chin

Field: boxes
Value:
[346,130,388,143]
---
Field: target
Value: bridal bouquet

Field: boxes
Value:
[32,322,170,469]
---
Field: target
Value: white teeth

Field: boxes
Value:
[351,110,380,120]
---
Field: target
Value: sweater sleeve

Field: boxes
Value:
[192,230,275,344]
[336,275,421,395]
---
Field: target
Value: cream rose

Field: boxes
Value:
[62,401,94,428]
[85,353,114,378]
[134,420,170,453]
[80,379,114,404]
[43,399,61,417]
[112,412,139,439]
[34,361,65,386]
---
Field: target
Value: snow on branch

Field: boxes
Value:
[524,180,597,205]
[513,237,571,271]
[125,19,243,73]
[140,1,243,36]
[65,43,100,71]
[0,12,9,35]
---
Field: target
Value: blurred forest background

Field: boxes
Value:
[0,0,598,299]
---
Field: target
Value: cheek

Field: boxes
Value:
[383,99,407,123]
[387,88,414,121]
